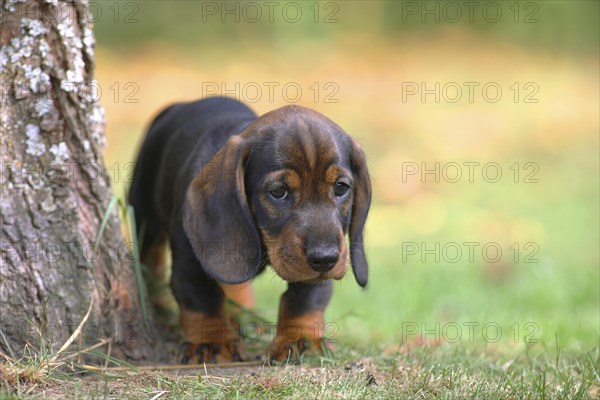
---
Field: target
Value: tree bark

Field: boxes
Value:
[0,0,162,362]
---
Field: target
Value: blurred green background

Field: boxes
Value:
[94,1,599,353]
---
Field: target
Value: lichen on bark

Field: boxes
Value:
[1,0,161,362]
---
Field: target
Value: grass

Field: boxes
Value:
[1,341,597,399]
[1,265,597,399]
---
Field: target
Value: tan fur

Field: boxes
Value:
[267,297,326,361]
[220,283,255,308]
[179,307,242,363]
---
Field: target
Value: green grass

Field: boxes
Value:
[1,344,597,399]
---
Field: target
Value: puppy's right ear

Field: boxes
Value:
[183,134,263,284]
[348,138,372,288]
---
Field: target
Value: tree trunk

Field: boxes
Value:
[0,0,162,362]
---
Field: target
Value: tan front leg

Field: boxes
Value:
[266,281,333,362]
[179,308,243,363]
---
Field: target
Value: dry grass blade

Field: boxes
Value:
[0,350,16,363]
[50,297,94,362]
[59,339,110,361]
[148,392,168,400]
[80,360,265,372]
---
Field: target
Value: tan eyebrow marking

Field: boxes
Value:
[325,165,351,184]
[265,169,302,191]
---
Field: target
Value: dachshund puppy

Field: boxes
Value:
[128,97,371,363]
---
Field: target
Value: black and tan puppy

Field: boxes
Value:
[129,97,371,363]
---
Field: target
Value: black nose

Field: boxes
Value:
[307,247,339,272]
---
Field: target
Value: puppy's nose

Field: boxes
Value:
[307,246,339,272]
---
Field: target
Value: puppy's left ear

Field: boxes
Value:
[349,139,372,287]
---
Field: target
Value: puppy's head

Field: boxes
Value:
[184,105,371,287]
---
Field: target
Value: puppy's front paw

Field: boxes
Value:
[179,308,244,364]
[180,340,243,364]
[266,335,328,363]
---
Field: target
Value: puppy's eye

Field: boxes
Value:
[269,187,288,200]
[334,181,350,197]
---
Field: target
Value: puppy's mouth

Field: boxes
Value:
[271,247,349,283]
[301,272,333,282]
[274,269,342,283]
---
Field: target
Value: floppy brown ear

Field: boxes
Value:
[349,139,372,287]
[182,135,263,284]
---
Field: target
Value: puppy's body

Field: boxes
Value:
[129,97,370,363]
[130,98,256,241]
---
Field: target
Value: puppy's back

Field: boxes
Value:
[128,98,256,250]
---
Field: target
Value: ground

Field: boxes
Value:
[1,344,597,398]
